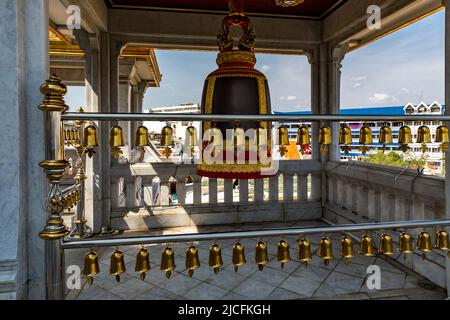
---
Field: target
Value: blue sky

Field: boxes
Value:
[65,10,444,112]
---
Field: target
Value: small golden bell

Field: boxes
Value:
[435,230,450,257]
[186,125,198,155]
[318,237,333,266]
[340,236,354,265]
[277,240,291,269]
[278,126,289,157]
[232,242,247,272]
[83,250,100,286]
[318,126,332,153]
[298,239,312,267]
[379,234,394,255]
[417,126,431,153]
[209,244,224,274]
[399,232,414,254]
[417,231,432,259]
[255,241,269,271]
[297,126,310,155]
[110,126,124,159]
[435,126,449,151]
[135,126,149,148]
[161,247,176,279]
[186,246,200,277]
[110,249,126,283]
[360,235,375,257]
[83,125,99,148]
[379,126,393,153]
[359,126,373,155]
[135,247,151,281]
[398,126,412,152]
[339,124,352,154]
[161,125,174,158]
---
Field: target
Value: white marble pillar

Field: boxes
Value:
[0,0,49,299]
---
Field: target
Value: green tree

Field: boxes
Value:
[362,151,427,170]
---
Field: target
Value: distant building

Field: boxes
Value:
[275,102,446,174]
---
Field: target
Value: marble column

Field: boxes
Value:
[444,0,450,296]
[0,0,48,299]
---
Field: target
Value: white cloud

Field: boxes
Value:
[286,95,297,101]
[368,93,398,103]
[352,83,362,89]
[261,65,271,72]
[279,96,285,101]
[350,76,367,82]
[400,87,409,94]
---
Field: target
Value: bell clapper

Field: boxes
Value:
[87,276,94,286]
[166,271,172,279]
[421,143,427,154]
[234,266,239,272]
[188,269,194,278]
[140,273,146,281]
[258,264,264,272]
[115,274,121,283]
[400,144,409,153]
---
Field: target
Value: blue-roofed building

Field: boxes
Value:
[274,102,446,175]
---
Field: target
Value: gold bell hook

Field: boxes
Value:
[318,237,333,266]
[160,247,176,279]
[209,244,224,274]
[83,250,100,286]
[399,232,414,254]
[340,236,354,265]
[417,231,432,260]
[379,234,394,256]
[360,235,375,257]
[186,246,200,277]
[298,239,312,268]
[135,247,151,281]
[277,240,291,269]
[255,241,269,271]
[110,249,126,283]
[232,242,247,272]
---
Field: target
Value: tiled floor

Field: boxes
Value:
[66,221,447,300]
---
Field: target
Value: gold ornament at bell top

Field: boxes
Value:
[435,230,450,257]
[399,232,414,254]
[277,240,291,269]
[340,236,354,265]
[319,126,332,153]
[379,234,394,255]
[435,125,449,152]
[255,241,269,271]
[232,242,247,272]
[135,126,150,148]
[209,244,224,274]
[135,247,151,281]
[398,126,412,152]
[161,247,176,279]
[417,231,432,259]
[360,235,375,257]
[110,249,126,283]
[298,239,312,267]
[83,250,100,286]
[318,237,333,266]
[186,246,200,277]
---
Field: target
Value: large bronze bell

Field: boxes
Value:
[135,247,151,281]
[232,242,247,272]
[83,250,100,286]
[417,231,432,259]
[161,247,176,279]
[110,125,124,159]
[186,246,200,277]
[417,126,431,153]
[399,232,414,254]
[398,126,412,152]
[255,241,269,271]
[340,236,354,265]
[360,235,375,257]
[435,125,449,152]
[298,239,312,267]
[110,249,126,283]
[278,126,289,157]
[197,1,272,180]
[135,126,149,148]
[319,126,332,153]
[339,124,352,155]
[379,234,394,256]
[277,240,291,269]
[209,244,224,274]
[359,126,373,155]
[318,237,333,266]
[83,125,99,149]
[435,230,450,257]
[297,126,310,155]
